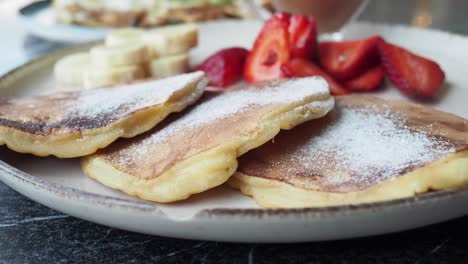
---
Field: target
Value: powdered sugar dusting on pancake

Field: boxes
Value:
[287,104,456,191]
[75,71,205,118]
[139,77,330,146]
[0,71,206,135]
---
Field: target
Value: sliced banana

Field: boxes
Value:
[105,28,145,47]
[142,33,166,58]
[143,23,198,57]
[83,65,146,89]
[90,43,149,67]
[53,24,197,89]
[148,53,189,78]
[54,53,91,87]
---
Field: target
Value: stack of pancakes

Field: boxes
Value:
[1,72,467,208]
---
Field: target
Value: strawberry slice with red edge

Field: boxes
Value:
[244,16,290,83]
[344,65,385,92]
[281,58,350,95]
[318,35,382,81]
[378,40,445,98]
[288,15,317,60]
[195,47,249,88]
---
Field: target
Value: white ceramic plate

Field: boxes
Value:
[1,20,468,242]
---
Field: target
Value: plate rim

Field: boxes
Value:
[1,21,468,219]
[2,155,468,218]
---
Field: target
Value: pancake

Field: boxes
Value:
[0,72,208,158]
[230,95,468,208]
[82,77,334,203]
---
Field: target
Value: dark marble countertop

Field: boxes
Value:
[1,0,468,263]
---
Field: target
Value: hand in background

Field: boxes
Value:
[271,0,367,33]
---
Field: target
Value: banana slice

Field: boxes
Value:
[83,65,146,89]
[90,43,149,67]
[54,53,91,87]
[148,53,189,78]
[105,28,145,47]
[143,23,198,57]
[142,34,165,58]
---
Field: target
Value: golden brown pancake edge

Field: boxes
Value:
[231,95,468,208]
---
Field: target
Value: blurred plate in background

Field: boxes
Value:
[18,0,110,42]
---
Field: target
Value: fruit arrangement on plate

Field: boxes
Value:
[196,12,445,98]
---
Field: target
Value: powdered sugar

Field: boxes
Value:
[74,71,204,118]
[140,77,330,145]
[289,106,456,189]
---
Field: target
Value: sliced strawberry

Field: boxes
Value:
[281,58,350,95]
[378,40,445,97]
[195,47,249,88]
[344,65,384,92]
[273,12,292,24]
[244,16,290,83]
[318,35,382,81]
[288,15,317,60]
